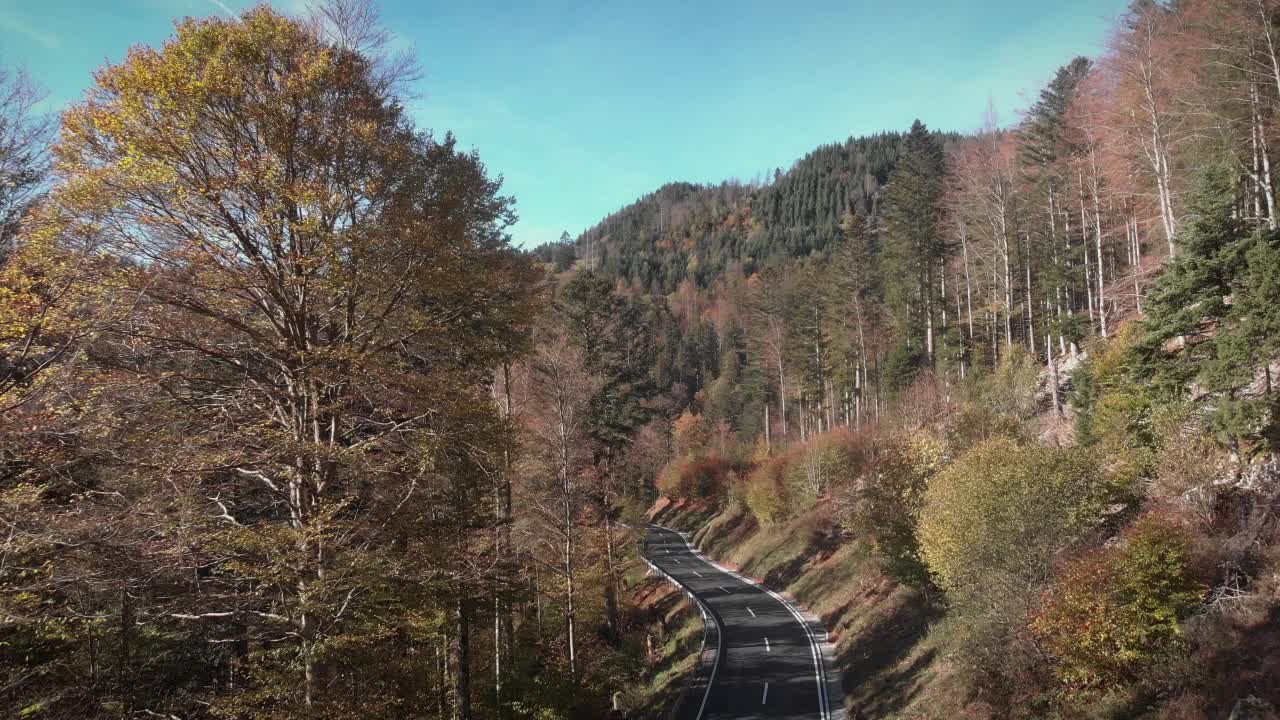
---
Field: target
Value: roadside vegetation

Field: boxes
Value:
[3,0,1280,718]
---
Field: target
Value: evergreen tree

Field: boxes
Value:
[1140,162,1250,394]
[1020,57,1092,170]
[881,120,948,361]
[557,270,657,642]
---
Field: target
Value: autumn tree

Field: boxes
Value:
[519,316,600,678]
[919,439,1117,620]
[557,270,655,643]
[1032,514,1205,689]
[0,65,52,260]
[1105,0,1188,254]
[16,6,530,717]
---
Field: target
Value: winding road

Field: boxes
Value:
[642,524,843,720]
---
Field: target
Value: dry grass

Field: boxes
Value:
[651,498,978,720]
[625,564,706,719]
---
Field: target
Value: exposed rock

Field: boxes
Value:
[1228,696,1278,720]
[1236,455,1280,493]
[1036,346,1086,409]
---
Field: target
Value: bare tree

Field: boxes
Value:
[0,65,53,260]
[520,320,599,678]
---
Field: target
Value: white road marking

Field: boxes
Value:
[765,636,770,653]
[673,558,680,564]
[747,606,756,618]
[762,682,769,704]
[642,549,719,720]
[720,585,731,594]
[692,571,702,578]
[656,525,831,720]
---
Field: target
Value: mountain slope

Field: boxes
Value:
[568,130,958,295]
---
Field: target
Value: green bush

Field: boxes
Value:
[1070,324,1156,495]
[919,438,1115,615]
[941,403,1025,457]
[973,346,1042,420]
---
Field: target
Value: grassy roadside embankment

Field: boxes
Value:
[648,497,976,720]
[620,548,706,719]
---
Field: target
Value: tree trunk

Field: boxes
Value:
[999,212,1014,351]
[452,599,472,720]
[777,356,788,440]
[925,264,936,361]
[764,402,771,453]
[1024,233,1036,356]
[493,362,514,710]
[603,507,620,645]
[119,588,134,712]
[562,457,578,678]
[1047,329,1061,417]
[1092,177,1107,338]
[1078,175,1096,331]
[960,226,975,344]
[1130,207,1143,315]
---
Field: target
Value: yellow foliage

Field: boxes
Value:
[920,438,1114,610]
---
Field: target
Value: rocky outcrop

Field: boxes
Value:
[1228,696,1278,720]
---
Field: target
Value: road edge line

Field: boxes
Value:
[642,528,723,720]
[658,524,838,720]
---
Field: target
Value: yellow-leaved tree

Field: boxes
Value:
[11,4,535,718]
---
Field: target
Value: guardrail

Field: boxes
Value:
[652,524,839,720]
[640,534,722,720]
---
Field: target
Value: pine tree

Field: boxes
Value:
[1140,162,1249,394]
[557,270,657,642]
[882,120,948,361]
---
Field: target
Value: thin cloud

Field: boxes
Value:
[208,0,236,18]
[0,10,60,49]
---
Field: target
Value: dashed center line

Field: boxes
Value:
[762,682,769,705]
[764,636,771,653]
[746,606,756,618]
[692,571,702,578]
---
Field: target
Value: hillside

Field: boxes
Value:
[5,2,1280,720]
[534,130,959,295]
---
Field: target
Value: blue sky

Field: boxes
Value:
[1,0,1128,247]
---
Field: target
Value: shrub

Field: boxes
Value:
[1151,405,1228,525]
[655,452,736,499]
[1074,324,1202,501]
[919,438,1114,616]
[891,370,948,429]
[671,410,710,456]
[744,459,789,525]
[1031,514,1206,689]
[973,346,1042,420]
[941,403,1025,457]
[783,432,856,510]
[849,434,943,586]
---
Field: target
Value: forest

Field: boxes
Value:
[2,0,1280,719]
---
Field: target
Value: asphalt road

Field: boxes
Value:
[643,524,834,720]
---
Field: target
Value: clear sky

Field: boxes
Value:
[1,0,1129,247]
